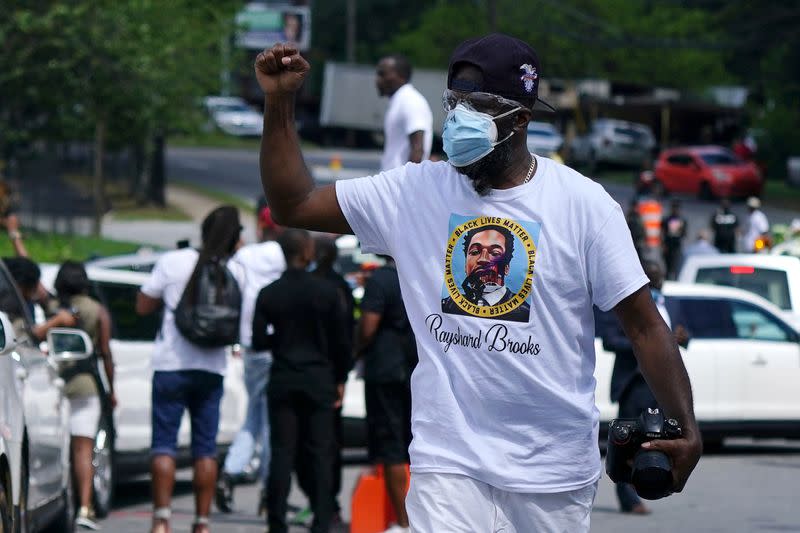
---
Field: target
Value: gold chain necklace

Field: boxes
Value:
[522,155,537,185]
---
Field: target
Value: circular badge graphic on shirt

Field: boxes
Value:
[442,216,536,320]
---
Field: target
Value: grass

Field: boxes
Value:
[0,232,145,263]
[170,131,262,150]
[171,180,255,214]
[168,130,318,151]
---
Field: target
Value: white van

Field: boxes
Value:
[677,254,800,329]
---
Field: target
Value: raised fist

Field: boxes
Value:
[254,43,310,95]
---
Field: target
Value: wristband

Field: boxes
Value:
[8,230,21,240]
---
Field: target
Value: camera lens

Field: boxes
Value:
[631,450,673,500]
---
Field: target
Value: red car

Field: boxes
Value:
[651,146,763,199]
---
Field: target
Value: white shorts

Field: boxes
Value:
[406,472,597,533]
[68,396,101,438]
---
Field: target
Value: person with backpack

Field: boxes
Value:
[251,229,351,533]
[355,255,417,533]
[216,204,286,515]
[136,205,245,533]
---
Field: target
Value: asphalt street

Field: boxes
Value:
[167,145,800,241]
[99,439,800,532]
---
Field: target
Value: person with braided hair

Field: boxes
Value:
[136,206,245,533]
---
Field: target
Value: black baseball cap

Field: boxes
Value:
[447,33,556,112]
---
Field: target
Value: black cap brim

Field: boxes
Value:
[534,97,556,113]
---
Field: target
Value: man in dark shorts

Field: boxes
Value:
[356,255,416,533]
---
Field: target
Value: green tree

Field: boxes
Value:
[0,1,240,234]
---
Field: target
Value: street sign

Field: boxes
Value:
[235,3,311,51]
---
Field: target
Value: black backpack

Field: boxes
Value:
[174,258,242,348]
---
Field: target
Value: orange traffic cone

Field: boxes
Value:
[350,464,410,533]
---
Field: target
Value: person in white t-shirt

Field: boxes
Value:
[253,33,702,532]
[743,196,770,252]
[376,54,433,171]
[136,206,245,533]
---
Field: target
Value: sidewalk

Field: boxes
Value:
[101,184,257,249]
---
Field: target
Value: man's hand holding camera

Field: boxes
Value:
[640,419,702,494]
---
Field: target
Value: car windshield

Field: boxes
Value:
[694,266,792,310]
[699,152,743,166]
[210,103,251,113]
[613,127,646,139]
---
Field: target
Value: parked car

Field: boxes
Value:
[203,96,263,137]
[0,259,83,532]
[87,249,372,448]
[569,118,656,170]
[677,254,800,329]
[652,145,763,199]
[525,121,563,157]
[38,264,248,517]
[595,282,800,445]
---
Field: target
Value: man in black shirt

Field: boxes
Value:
[252,229,350,533]
[710,197,739,253]
[310,236,355,524]
[356,255,416,532]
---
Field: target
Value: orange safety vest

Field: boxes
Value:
[638,199,663,249]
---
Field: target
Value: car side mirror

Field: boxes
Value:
[47,328,94,362]
[0,312,17,355]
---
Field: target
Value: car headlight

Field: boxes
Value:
[712,169,731,182]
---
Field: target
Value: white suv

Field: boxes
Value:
[38,264,248,517]
[594,282,800,444]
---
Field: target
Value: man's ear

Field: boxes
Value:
[504,264,510,276]
[514,108,532,132]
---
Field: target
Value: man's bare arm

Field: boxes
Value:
[408,130,425,163]
[256,44,352,233]
[613,285,702,492]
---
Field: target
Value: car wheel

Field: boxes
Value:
[92,417,115,519]
[41,464,75,533]
[12,450,28,533]
[699,182,714,200]
[0,467,12,533]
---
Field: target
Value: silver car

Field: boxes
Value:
[570,118,656,170]
[0,262,78,532]
[203,96,264,137]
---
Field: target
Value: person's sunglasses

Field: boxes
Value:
[442,89,527,115]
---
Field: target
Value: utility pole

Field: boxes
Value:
[346,0,356,62]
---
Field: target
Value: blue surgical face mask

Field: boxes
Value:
[442,104,520,167]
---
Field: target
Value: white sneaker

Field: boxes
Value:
[76,506,100,530]
[382,525,410,533]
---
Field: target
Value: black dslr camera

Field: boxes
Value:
[606,408,682,500]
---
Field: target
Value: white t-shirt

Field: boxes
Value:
[336,156,648,492]
[743,209,769,252]
[140,248,246,375]
[231,241,286,348]
[381,83,433,172]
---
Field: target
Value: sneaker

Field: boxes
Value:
[288,506,313,527]
[382,525,410,533]
[76,506,100,530]
[215,473,234,513]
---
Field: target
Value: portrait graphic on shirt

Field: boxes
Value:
[441,214,540,323]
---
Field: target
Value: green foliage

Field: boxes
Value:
[0,0,242,154]
[385,0,729,87]
[0,231,143,263]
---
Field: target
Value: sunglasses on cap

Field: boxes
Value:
[442,89,527,115]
